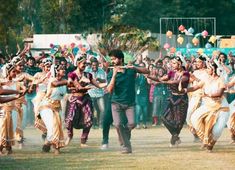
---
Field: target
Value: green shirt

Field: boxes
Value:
[135,74,148,97]
[107,68,137,106]
[154,83,169,97]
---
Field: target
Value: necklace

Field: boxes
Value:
[75,69,84,79]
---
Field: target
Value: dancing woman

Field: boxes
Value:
[186,56,209,141]
[185,62,229,152]
[148,56,190,147]
[33,58,52,138]
[11,56,34,148]
[225,76,235,144]
[65,54,106,146]
[37,64,67,155]
[0,63,26,154]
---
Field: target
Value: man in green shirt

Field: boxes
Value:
[106,49,149,153]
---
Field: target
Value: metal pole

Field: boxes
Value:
[214,17,217,48]
[214,17,216,35]
[160,18,162,47]
[161,17,216,20]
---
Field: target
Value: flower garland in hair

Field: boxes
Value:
[176,51,187,66]
[74,53,86,66]
[11,56,22,66]
[2,63,15,78]
[50,64,66,78]
[42,58,52,66]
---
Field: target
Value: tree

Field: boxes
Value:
[120,0,235,34]
[0,0,22,55]
[1,0,235,56]
[120,0,164,32]
[98,24,159,58]
[19,0,42,33]
[39,0,64,33]
[67,0,112,33]
[39,0,111,33]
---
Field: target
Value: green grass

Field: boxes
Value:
[0,126,234,170]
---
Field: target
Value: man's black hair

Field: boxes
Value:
[219,52,227,61]
[59,57,68,64]
[90,57,98,64]
[27,56,36,62]
[109,49,124,59]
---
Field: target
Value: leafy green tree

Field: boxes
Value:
[39,0,64,33]
[120,0,235,34]
[19,0,42,33]
[98,24,159,58]
[0,0,21,55]
[119,0,163,32]
[1,0,235,56]
[39,0,112,33]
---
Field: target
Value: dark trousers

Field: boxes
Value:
[102,94,113,144]
[111,103,135,149]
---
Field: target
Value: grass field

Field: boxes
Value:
[0,126,234,170]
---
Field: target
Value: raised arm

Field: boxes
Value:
[220,63,232,75]
[226,78,235,89]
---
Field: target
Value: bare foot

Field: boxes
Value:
[207,149,213,153]
[80,143,89,148]
[229,140,235,145]
[169,144,177,148]
[54,149,60,155]
[18,143,23,149]
[65,137,72,146]
[200,144,207,150]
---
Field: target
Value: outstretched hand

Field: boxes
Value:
[18,88,28,97]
